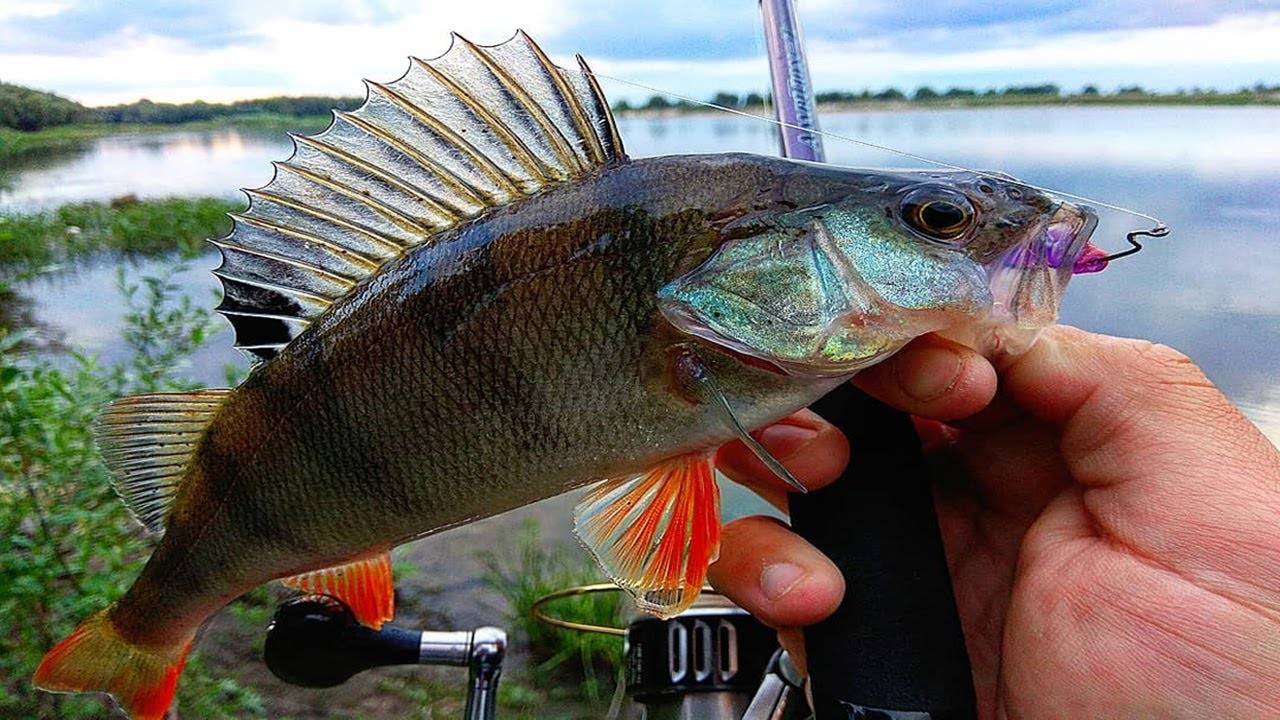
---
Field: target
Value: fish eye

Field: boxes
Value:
[900,187,976,242]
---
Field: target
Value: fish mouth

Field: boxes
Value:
[1021,203,1100,276]
[979,202,1099,353]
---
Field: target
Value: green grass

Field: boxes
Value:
[0,196,240,276]
[0,123,117,160]
[478,520,623,704]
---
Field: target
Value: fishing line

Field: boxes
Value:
[588,70,1170,261]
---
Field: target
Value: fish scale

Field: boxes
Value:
[34,33,1099,720]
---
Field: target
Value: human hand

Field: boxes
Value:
[710,325,1280,718]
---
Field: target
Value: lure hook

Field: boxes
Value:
[1101,224,1170,264]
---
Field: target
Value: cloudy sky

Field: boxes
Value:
[2,0,1279,106]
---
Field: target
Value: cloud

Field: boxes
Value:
[0,0,1277,105]
[0,1,575,103]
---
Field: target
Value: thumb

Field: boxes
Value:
[1002,324,1280,609]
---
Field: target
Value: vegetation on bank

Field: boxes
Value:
[95,95,363,125]
[0,259,268,718]
[0,83,93,131]
[0,197,240,276]
[0,81,346,160]
[0,81,359,133]
[0,114,332,163]
[611,82,1280,112]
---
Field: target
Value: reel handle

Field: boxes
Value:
[264,596,419,687]
[264,596,505,720]
[792,385,978,719]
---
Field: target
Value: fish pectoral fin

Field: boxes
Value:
[573,452,720,619]
[282,551,395,629]
[94,389,232,534]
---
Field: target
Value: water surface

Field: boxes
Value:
[7,106,1278,442]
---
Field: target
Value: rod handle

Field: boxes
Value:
[791,385,978,719]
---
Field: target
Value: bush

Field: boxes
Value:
[0,82,92,131]
[0,262,264,718]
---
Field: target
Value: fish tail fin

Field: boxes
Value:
[34,607,194,720]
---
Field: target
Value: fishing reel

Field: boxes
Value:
[263,588,808,720]
[532,584,808,720]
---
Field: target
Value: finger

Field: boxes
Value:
[853,334,998,421]
[715,409,849,510]
[708,515,845,630]
[777,628,807,675]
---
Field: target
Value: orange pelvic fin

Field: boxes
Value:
[574,452,721,619]
[34,607,194,720]
[282,551,395,629]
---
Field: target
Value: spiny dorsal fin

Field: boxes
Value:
[215,30,627,361]
[93,390,230,534]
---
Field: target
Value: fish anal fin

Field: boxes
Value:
[94,390,231,534]
[574,453,720,619]
[282,551,395,629]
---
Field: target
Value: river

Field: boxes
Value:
[3,103,1278,716]
[4,106,1278,442]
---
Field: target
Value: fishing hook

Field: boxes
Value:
[1101,224,1170,263]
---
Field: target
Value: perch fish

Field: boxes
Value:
[34,31,1100,719]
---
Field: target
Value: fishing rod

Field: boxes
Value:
[762,0,980,718]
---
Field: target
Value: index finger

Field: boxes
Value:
[853,334,998,421]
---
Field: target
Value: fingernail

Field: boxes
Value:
[760,562,806,600]
[754,424,819,460]
[894,346,963,401]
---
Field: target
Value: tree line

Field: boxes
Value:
[2,79,1277,132]
[0,82,93,131]
[94,95,364,125]
[0,82,363,132]
[611,82,1280,111]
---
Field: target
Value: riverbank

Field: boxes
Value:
[0,114,332,163]
[0,197,238,275]
[5,90,1277,162]
[614,89,1280,116]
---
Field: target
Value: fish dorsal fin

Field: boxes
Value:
[215,30,626,361]
[94,390,231,534]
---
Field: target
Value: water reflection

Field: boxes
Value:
[0,129,294,211]
[0,285,59,352]
[4,107,1278,443]
[11,254,248,382]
